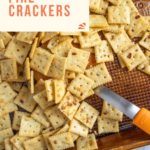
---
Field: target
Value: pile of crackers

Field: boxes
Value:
[0,0,150,150]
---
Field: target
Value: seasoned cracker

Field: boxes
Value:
[104,31,133,53]
[90,15,108,28]
[14,86,36,112]
[65,71,76,79]
[66,47,90,73]
[139,32,150,51]
[0,59,18,81]
[0,103,18,117]
[16,32,38,44]
[78,33,101,48]
[29,37,39,59]
[107,0,122,5]
[108,6,130,24]
[98,116,119,134]
[54,80,66,104]
[33,90,54,110]
[127,12,149,38]
[5,38,31,65]
[0,114,11,131]
[75,101,99,129]
[49,132,74,150]
[47,56,67,79]
[0,32,12,46]
[90,0,108,15]
[120,44,147,71]
[19,116,41,137]
[24,57,30,80]
[31,106,50,128]
[69,119,88,137]
[0,82,17,104]
[30,47,54,75]
[45,106,66,129]
[58,92,80,120]
[103,24,124,33]
[0,39,5,49]
[68,74,94,99]
[0,128,14,144]
[12,111,30,131]
[45,80,54,102]
[76,134,98,150]
[28,70,34,94]
[10,134,29,150]
[4,138,13,150]
[85,63,112,88]
[50,38,72,57]
[101,101,123,121]
[34,79,45,94]
[95,40,114,63]
[24,135,47,150]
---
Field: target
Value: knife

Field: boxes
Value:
[95,86,150,135]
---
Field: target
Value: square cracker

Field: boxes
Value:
[0,114,11,131]
[126,12,149,38]
[27,70,34,94]
[19,116,41,137]
[54,80,66,104]
[4,38,31,65]
[85,63,112,88]
[16,32,38,44]
[65,71,76,79]
[0,32,12,46]
[0,128,14,144]
[108,6,130,24]
[58,92,80,120]
[69,119,88,137]
[103,25,124,33]
[107,0,122,5]
[0,59,18,81]
[45,80,54,102]
[0,102,18,117]
[0,82,17,104]
[45,106,66,129]
[76,134,98,150]
[90,15,108,28]
[95,40,114,63]
[29,37,39,59]
[33,90,54,110]
[4,138,13,150]
[10,134,29,150]
[75,101,99,129]
[66,47,90,73]
[24,57,30,80]
[78,33,101,48]
[120,44,147,71]
[50,38,73,57]
[47,56,67,79]
[12,111,29,131]
[14,86,36,112]
[67,74,94,100]
[104,31,133,53]
[101,101,123,121]
[23,135,46,150]
[49,132,74,150]
[97,116,119,134]
[31,106,50,128]
[139,32,150,51]
[30,47,54,75]
[138,51,150,75]
[89,0,108,15]
[34,79,45,94]
[0,39,5,49]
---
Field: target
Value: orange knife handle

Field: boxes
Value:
[133,108,150,135]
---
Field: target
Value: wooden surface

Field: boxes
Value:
[97,128,150,150]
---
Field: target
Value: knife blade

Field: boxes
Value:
[94,86,140,119]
